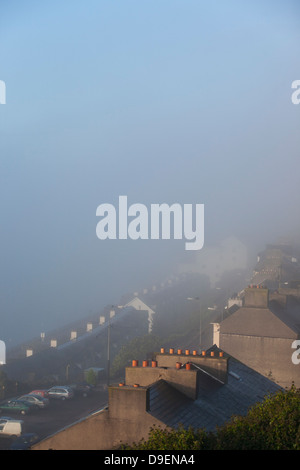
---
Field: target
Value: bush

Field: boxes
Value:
[214,385,300,450]
[121,425,213,450]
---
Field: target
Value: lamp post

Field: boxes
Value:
[66,364,70,382]
[107,318,110,387]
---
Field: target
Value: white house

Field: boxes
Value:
[125,297,155,333]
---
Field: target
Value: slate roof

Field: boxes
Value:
[148,358,281,432]
[220,302,300,338]
[269,298,300,334]
[149,380,205,429]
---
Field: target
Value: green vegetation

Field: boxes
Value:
[110,326,205,380]
[121,386,300,450]
[85,368,98,386]
[110,334,162,378]
[0,370,8,400]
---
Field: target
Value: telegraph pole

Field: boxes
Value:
[107,317,111,387]
[107,308,115,387]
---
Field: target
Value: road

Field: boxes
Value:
[0,387,108,450]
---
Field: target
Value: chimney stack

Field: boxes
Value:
[244,286,269,308]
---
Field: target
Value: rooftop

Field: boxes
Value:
[148,355,281,431]
[121,344,282,432]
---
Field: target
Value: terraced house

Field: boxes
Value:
[214,286,300,388]
[32,346,280,450]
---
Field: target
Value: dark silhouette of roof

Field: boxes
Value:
[148,357,281,432]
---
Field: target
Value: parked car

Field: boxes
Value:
[69,382,93,397]
[47,386,74,400]
[0,400,33,415]
[0,418,23,437]
[29,389,50,399]
[10,432,39,450]
[18,394,49,409]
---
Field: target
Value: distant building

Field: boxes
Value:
[2,304,150,383]
[125,297,155,333]
[32,346,280,450]
[251,243,300,289]
[215,286,300,388]
[177,236,248,286]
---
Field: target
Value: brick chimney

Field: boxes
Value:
[125,360,198,399]
[155,349,228,384]
[109,384,149,419]
[244,286,269,308]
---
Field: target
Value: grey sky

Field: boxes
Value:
[0,1,300,345]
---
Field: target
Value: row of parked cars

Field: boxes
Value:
[0,382,93,418]
[0,386,74,417]
[0,382,93,448]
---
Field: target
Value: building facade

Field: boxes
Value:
[215,286,300,388]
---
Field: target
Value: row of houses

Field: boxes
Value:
[32,281,300,449]
[4,297,155,362]
[1,298,155,384]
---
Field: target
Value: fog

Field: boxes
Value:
[1,0,300,346]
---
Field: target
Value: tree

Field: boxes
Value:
[85,368,98,386]
[110,334,162,378]
[214,385,300,450]
[0,369,8,399]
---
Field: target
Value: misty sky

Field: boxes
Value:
[1,1,300,345]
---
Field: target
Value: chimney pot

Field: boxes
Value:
[142,360,148,367]
[185,349,190,355]
[186,363,191,370]
[176,362,182,369]
[132,360,138,367]
[160,347,165,354]
[177,349,182,354]
[151,360,157,367]
[169,348,174,354]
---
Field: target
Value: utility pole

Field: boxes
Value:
[107,317,111,387]
[107,308,115,387]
